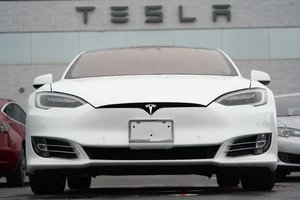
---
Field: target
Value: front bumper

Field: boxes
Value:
[26,102,278,175]
[278,137,300,169]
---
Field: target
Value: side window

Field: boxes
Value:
[13,104,26,124]
[3,104,14,119]
[3,103,26,124]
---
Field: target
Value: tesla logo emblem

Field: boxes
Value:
[145,104,156,115]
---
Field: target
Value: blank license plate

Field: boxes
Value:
[129,120,173,143]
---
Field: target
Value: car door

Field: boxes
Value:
[1,103,26,168]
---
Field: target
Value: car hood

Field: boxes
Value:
[278,116,300,129]
[51,75,250,107]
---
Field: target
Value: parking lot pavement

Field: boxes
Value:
[1,174,300,199]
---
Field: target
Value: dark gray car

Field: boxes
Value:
[276,93,300,179]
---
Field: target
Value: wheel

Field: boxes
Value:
[67,176,91,189]
[216,173,240,187]
[6,146,26,187]
[29,174,66,194]
[241,170,276,191]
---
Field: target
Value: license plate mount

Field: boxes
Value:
[129,120,174,143]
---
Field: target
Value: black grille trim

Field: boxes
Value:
[97,102,205,115]
[46,138,77,159]
[34,137,78,159]
[226,135,257,157]
[279,152,300,164]
[83,145,220,160]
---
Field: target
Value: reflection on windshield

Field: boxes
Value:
[276,95,300,117]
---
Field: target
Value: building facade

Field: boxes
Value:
[0,0,300,109]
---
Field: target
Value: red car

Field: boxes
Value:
[0,99,26,187]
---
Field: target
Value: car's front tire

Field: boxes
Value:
[6,146,26,187]
[216,173,240,187]
[29,174,66,194]
[241,170,276,191]
[67,176,91,189]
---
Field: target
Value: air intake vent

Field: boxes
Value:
[226,135,257,157]
[226,133,272,157]
[32,137,77,159]
[83,145,220,160]
[278,152,300,164]
[46,138,77,159]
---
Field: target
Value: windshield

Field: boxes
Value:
[65,47,238,79]
[275,95,300,117]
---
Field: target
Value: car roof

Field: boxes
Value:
[86,46,220,54]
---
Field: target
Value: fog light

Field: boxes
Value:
[32,137,50,158]
[254,133,272,155]
[37,143,48,152]
[256,134,267,148]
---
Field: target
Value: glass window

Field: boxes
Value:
[65,47,237,79]
[222,29,269,59]
[31,32,79,63]
[174,30,221,49]
[13,104,26,124]
[270,28,300,59]
[3,104,14,120]
[275,95,300,117]
[3,104,26,124]
[0,33,31,64]
[126,31,174,46]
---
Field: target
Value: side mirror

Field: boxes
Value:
[33,74,53,89]
[250,70,270,85]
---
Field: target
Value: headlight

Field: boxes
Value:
[215,88,267,106]
[35,92,87,109]
[278,127,300,138]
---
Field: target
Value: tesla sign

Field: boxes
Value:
[76,4,231,25]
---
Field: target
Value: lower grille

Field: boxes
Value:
[226,135,257,157]
[83,145,220,160]
[46,138,77,159]
[32,137,78,159]
[226,133,272,157]
[279,152,300,164]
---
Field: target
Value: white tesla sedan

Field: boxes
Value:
[26,47,277,194]
[276,93,300,179]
